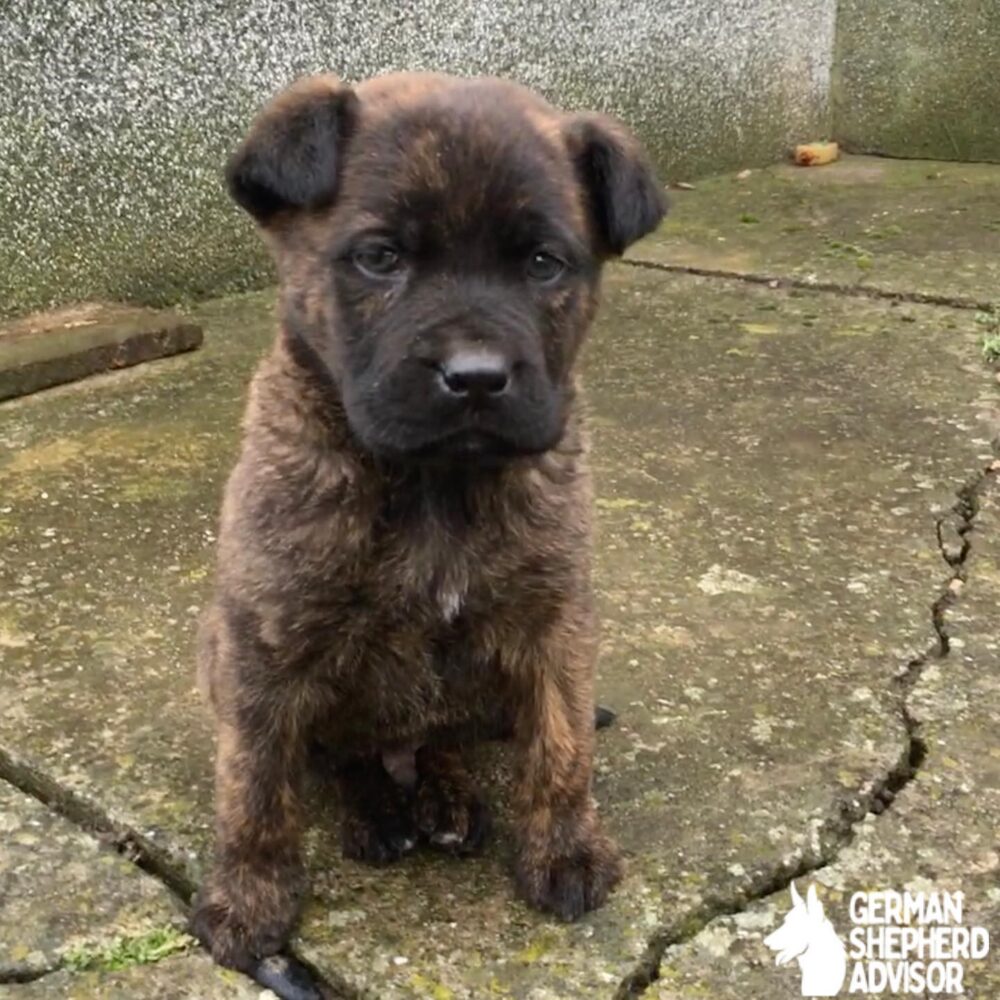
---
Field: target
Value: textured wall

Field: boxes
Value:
[2,0,836,318]
[834,0,1000,163]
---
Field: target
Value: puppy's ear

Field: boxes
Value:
[226,74,359,223]
[564,114,667,256]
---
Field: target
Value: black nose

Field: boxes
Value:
[439,351,510,397]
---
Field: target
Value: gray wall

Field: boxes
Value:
[833,0,1000,163]
[2,0,836,318]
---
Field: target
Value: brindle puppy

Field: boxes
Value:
[192,71,665,985]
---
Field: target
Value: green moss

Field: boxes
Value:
[408,973,457,1000]
[514,932,559,964]
[62,926,194,972]
[976,312,1000,363]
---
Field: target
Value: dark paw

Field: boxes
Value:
[338,758,418,865]
[190,894,290,972]
[516,832,624,921]
[416,779,491,855]
[250,953,327,1000]
[340,807,418,865]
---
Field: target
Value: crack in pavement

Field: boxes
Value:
[0,967,60,986]
[0,746,196,903]
[622,258,996,313]
[612,455,1000,1000]
[3,470,996,1000]
[0,750,350,999]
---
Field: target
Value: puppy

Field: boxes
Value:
[193,71,666,981]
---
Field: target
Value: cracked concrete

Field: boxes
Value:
[0,782,183,981]
[639,470,1000,999]
[629,155,1000,309]
[0,953,263,999]
[1,156,999,997]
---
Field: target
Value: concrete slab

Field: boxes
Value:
[0,304,202,401]
[0,953,262,999]
[1,257,997,997]
[644,473,1000,999]
[0,782,183,979]
[629,155,1000,307]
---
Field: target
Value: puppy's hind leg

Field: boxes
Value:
[414,746,492,855]
[337,756,419,865]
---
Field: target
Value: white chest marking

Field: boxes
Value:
[439,587,463,622]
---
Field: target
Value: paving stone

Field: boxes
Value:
[0,782,182,979]
[0,303,202,401]
[0,952,264,999]
[645,476,1000,999]
[630,155,1000,307]
[1,263,998,996]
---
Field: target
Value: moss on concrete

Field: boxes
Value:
[62,926,194,973]
[0,953,261,999]
[0,784,185,981]
[629,155,1000,306]
[833,0,1000,163]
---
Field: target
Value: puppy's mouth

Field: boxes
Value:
[356,405,563,465]
[401,426,543,464]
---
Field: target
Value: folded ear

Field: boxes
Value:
[564,113,667,256]
[226,74,359,223]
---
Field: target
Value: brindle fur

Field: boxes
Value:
[192,71,665,978]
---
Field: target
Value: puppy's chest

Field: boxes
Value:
[323,536,507,742]
[390,532,487,625]
[374,496,513,624]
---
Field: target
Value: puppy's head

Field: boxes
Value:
[227,73,666,463]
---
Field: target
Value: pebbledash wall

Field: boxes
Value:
[2,0,996,319]
[833,0,1000,163]
[1,0,837,317]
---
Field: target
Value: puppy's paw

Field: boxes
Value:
[414,747,491,855]
[340,806,418,865]
[191,885,296,972]
[416,776,491,855]
[338,757,418,865]
[515,828,624,921]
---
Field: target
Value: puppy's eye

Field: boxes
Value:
[352,243,402,278]
[526,250,567,284]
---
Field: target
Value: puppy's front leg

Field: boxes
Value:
[511,607,624,920]
[192,709,307,972]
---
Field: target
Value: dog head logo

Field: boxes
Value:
[763,883,847,997]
